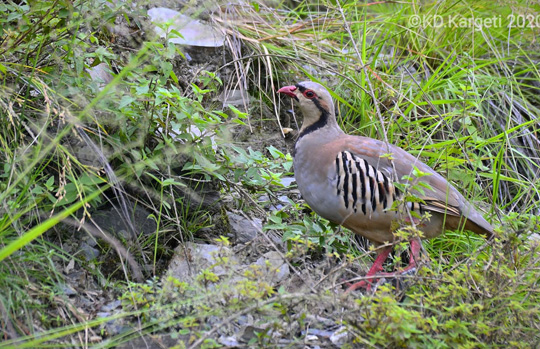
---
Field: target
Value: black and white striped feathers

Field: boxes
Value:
[335,150,398,215]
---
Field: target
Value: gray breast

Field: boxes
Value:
[293,147,342,223]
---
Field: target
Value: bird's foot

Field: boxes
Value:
[343,278,377,293]
[344,267,418,294]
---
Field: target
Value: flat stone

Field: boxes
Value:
[166,243,237,282]
[280,177,295,187]
[227,212,262,243]
[329,326,349,346]
[218,89,250,108]
[86,63,113,90]
[60,284,78,296]
[240,325,268,342]
[254,251,290,284]
[101,299,122,312]
[91,204,157,238]
[80,242,100,260]
[218,335,240,347]
[147,7,225,47]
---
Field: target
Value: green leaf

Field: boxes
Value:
[119,95,136,109]
[162,178,186,187]
[228,105,248,119]
[268,146,284,159]
[45,176,55,190]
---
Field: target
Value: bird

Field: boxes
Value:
[277,81,494,292]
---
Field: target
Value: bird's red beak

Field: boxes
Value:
[277,85,297,98]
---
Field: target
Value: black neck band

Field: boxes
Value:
[297,108,329,139]
[296,84,330,140]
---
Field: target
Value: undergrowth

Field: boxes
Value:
[0,0,539,347]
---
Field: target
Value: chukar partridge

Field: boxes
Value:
[278,81,494,291]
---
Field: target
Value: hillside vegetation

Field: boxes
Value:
[0,0,539,347]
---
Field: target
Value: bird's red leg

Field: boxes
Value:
[345,238,423,293]
[375,237,422,279]
[402,237,422,273]
[345,245,393,293]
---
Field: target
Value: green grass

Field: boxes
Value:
[0,0,539,347]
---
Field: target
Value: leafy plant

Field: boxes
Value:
[1,0,539,347]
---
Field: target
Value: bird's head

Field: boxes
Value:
[278,81,335,131]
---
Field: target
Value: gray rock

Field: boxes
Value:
[218,335,240,347]
[280,177,295,187]
[227,212,262,243]
[82,234,98,247]
[269,195,292,211]
[257,194,270,203]
[60,284,78,296]
[91,204,157,238]
[237,314,253,327]
[80,242,100,260]
[86,63,113,90]
[278,195,290,204]
[240,325,268,343]
[306,328,335,338]
[166,243,237,282]
[218,89,250,108]
[147,7,225,47]
[329,326,349,346]
[101,299,122,312]
[304,334,320,343]
[254,251,290,284]
[78,296,95,308]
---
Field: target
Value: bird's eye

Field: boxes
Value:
[304,90,316,99]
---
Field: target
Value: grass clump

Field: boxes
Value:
[0,0,539,347]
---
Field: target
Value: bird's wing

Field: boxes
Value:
[343,135,492,234]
